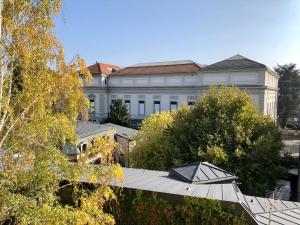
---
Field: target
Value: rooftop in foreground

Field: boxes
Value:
[106,163,300,225]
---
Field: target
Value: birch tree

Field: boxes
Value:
[0,1,123,224]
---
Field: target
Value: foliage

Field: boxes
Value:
[275,64,300,128]
[109,99,130,126]
[132,86,285,196]
[0,0,122,224]
[106,189,247,225]
[131,112,173,170]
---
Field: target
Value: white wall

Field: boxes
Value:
[85,68,278,121]
[108,74,198,87]
[109,92,198,118]
[108,70,267,88]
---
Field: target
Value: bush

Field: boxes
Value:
[106,189,247,225]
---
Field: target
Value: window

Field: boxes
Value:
[154,101,160,113]
[89,99,95,113]
[81,143,88,153]
[125,100,130,113]
[170,101,177,111]
[188,101,195,106]
[139,100,145,115]
[111,99,116,106]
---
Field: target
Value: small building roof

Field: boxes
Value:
[112,60,203,76]
[169,162,236,184]
[202,54,267,72]
[87,62,120,75]
[76,122,113,139]
[101,123,138,140]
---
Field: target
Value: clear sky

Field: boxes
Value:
[54,0,300,68]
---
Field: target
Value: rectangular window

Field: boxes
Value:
[170,101,177,111]
[111,99,116,105]
[188,101,195,106]
[139,100,145,115]
[125,100,131,113]
[89,99,95,113]
[154,101,160,113]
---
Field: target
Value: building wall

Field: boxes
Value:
[83,68,278,122]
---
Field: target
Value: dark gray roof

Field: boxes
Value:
[169,162,236,184]
[110,167,242,203]
[202,54,267,72]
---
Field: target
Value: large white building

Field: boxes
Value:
[83,55,278,123]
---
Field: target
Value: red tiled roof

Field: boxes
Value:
[88,62,120,75]
[112,63,202,76]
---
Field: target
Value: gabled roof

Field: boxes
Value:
[88,62,120,75]
[76,122,113,139]
[112,60,203,76]
[202,54,267,72]
[168,162,236,184]
[102,123,138,140]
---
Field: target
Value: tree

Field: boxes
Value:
[131,112,173,170]
[109,99,130,126]
[132,86,284,196]
[275,64,300,128]
[0,1,122,224]
[107,190,247,225]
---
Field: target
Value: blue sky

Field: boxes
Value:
[54,0,300,68]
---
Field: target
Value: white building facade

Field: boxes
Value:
[83,55,278,123]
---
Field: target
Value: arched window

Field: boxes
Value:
[88,94,96,113]
[81,143,88,153]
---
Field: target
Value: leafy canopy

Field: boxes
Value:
[109,99,130,126]
[0,0,122,224]
[131,112,173,170]
[132,86,284,196]
[275,64,300,128]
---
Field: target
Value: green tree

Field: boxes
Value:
[0,1,122,224]
[132,86,284,196]
[275,64,300,128]
[107,189,247,225]
[131,112,173,170]
[109,99,130,126]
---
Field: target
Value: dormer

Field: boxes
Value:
[168,162,236,184]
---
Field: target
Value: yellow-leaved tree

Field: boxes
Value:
[0,0,122,224]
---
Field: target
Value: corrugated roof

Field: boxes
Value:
[202,54,267,72]
[112,61,203,76]
[169,162,236,184]
[88,62,120,75]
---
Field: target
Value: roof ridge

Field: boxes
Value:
[97,62,102,74]
[130,60,199,67]
[191,162,203,182]
[201,162,235,176]
[224,55,266,68]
